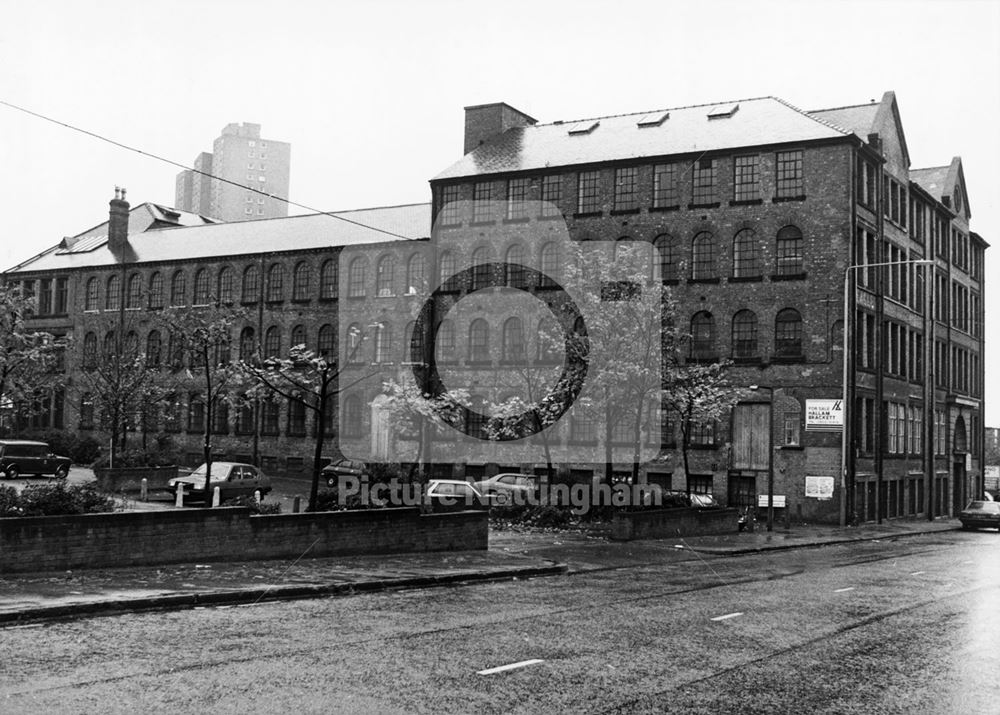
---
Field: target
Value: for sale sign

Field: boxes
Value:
[805,399,843,431]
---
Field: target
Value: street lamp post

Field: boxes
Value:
[841,259,934,527]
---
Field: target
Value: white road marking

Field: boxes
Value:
[911,571,926,576]
[710,612,743,622]
[834,587,855,593]
[477,659,545,675]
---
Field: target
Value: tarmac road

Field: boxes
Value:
[1,529,996,713]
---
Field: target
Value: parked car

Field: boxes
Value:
[959,500,1000,531]
[473,473,539,505]
[167,462,272,503]
[636,485,719,509]
[0,440,71,479]
[425,479,488,511]
[322,458,369,488]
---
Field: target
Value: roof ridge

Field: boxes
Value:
[808,102,878,113]
[771,96,850,136]
[911,165,950,172]
[532,96,776,127]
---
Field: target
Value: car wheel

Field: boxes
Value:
[5,465,18,479]
[54,465,69,479]
[493,492,509,507]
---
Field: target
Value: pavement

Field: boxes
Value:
[0,512,961,625]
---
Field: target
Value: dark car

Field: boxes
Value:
[0,440,71,479]
[167,462,272,503]
[959,500,1000,531]
[323,458,369,488]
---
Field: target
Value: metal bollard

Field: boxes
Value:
[175,485,184,508]
[292,496,301,513]
[254,489,261,503]
[212,486,221,508]
[140,478,148,502]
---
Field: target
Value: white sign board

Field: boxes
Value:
[985,465,1000,491]
[805,476,835,500]
[758,495,787,508]
[805,399,843,431]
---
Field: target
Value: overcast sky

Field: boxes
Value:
[1,0,998,422]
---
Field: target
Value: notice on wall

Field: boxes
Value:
[805,476,835,500]
[805,399,843,432]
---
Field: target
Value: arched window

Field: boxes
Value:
[103,330,117,358]
[126,273,142,309]
[373,322,391,363]
[106,275,120,311]
[317,324,335,358]
[468,319,490,363]
[242,265,260,303]
[774,308,803,358]
[293,261,311,301]
[148,272,163,309]
[168,333,184,369]
[690,312,716,359]
[831,320,844,361]
[348,257,366,297]
[146,330,162,367]
[376,255,395,297]
[290,324,307,350]
[319,259,337,299]
[266,263,284,302]
[954,415,968,453]
[84,277,99,311]
[732,229,761,278]
[346,323,363,364]
[82,332,97,370]
[506,244,526,287]
[170,271,186,306]
[214,334,231,366]
[213,398,230,435]
[435,320,456,363]
[264,326,281,358]
[287,400,306,437]
[406,253,424,294]
[540,242,560,286]
[502,317,526,362]
[465,395,489,438]
[691,233,715,280]
[404,320,424,363]
[80,393,95,429]
[471,247,491,290]
[537,317,561,362]
[653,234,681,282]
[239,327,256,362]
[124,331,139,358]
[193,268,211,305]
[776,225,804,276]
[342,394,363,438]
[217,266,234,304]
[438,250,457,286]
[731,310,758,358]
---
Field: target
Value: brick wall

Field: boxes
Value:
[0,507,487,574]
[611,506,739,541]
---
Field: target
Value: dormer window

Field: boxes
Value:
[707,103,739,119]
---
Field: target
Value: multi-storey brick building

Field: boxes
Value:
[3,91,987,525]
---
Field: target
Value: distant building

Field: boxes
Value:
[175,123,291,222]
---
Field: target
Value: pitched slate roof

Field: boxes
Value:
[910,166,951,202]
[6,202,431,274]
[434,96,851,180]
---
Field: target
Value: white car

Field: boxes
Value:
[473,473,539,505]
[424,479,487,511]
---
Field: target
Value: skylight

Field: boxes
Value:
[54,234,107,254]
[637,111,669,128]
[707,103,739,119]
[567,120,600,135]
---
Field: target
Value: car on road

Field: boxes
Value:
[322,458,369,488]
[167,462,272,503]
[473,473,539,505]
[959,500,1000,531]
[0,440,71,479]
[425,479,488,511]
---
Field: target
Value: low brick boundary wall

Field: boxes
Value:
[0,507,487,573]
[611,507,738,541]
[94,466,179,493]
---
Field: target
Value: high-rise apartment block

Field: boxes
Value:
[175,123,290,222]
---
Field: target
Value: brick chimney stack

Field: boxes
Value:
[108,186,130,255]
[463,103,536,155]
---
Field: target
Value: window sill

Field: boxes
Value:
[772,195,806,203]
[728,275,763,283]
[777,445,804,451]
[536,213,564,221]
[318,296,337,302]
[732,356,763,365]
[469,220,496,227]
[650,205,680,213]
[688,277,720,285]
[688,202,721,210]
[688,444,719,451]
[502,217,531,225]
[661,279,681,286]
[573,211,604,219]
[771,355,805,364]
[610,208,640,216]
[729,198,763,206]
[687,355,719,364]
[770,272,807,282]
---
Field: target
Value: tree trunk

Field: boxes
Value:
[309,384,328,512]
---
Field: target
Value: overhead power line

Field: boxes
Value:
[0,98,416,241]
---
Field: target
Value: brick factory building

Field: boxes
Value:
[3,91,987,525]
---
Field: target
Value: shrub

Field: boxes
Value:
[0,485,22,516]
[16,482,117,516]
[222,495,282,515]
[71,436,102,465]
